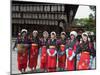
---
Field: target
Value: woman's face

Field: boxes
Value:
[82,36,88,42]
[43,33,48,38]
[70,34,75,40]
[61,34,65,39]
[51,34,55,39]
[22,32,26,37]
[33,32,37,37]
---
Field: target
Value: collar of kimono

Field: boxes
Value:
[43,38,48,41]
[69,39,76,48]
[51,39,56,41]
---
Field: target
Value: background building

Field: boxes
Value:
[12,1,79,37]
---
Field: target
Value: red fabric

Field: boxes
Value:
[77,52,90,70]
[58,46,66,69]
[66,49,75,70]
[58,54,66,69]
[66,44,76,70]
[29,45,38,69]
[60,46,65,51]
[40,46,47,69]
[17,49,28,71]
[47,48,57,72]
[50,49,55,55]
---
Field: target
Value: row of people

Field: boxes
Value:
[13,29,96,73]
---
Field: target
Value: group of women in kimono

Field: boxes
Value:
[13,29,96,73]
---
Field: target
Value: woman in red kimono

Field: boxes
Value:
[47,31,57,72]
[14,29,29,73]
[29,30,39,72]
[77,32,94,70]
[65,31,78,71]
[40,31,49,72]
[58,32,66,71]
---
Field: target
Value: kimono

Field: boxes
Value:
[29,36,39,70]
[66,39,78,71]
[40,38,48,70]
[14,36,29,72]
[58,38,66,70]
[77,41,94,70]
[47,39,57,72]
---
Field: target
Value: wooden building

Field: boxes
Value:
[11,1,79,37]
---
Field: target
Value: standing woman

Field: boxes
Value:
[65,31,78,71]
[47,31,57,72]
[14,29,29,73]
[29,30,39,72]
[77,32,94,70]
[58,32,66,71]
[40,31,49,72]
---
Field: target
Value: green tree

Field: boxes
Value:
[74,6,96,33]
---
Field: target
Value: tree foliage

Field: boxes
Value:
[74,6,96,33]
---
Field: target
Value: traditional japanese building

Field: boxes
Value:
[11,1,79,37]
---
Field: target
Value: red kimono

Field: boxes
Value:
[47,48,57,72]
[17,49,28,72]
[15,36,29,72]
[47,39,57,72]
[66,39,77,71]
[40,38,48,70]
[29,37,39,70]
[77,42,93,70]
[40,46,47,69]
[58,39,66,69]
[29,44,38,69]
[77,52,90,70]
